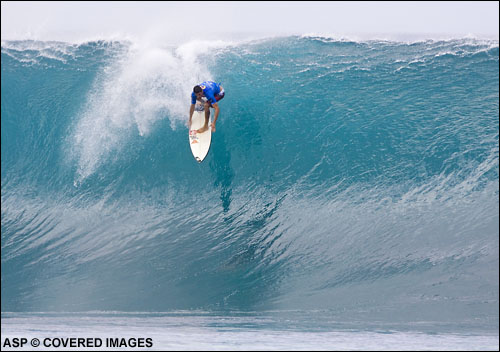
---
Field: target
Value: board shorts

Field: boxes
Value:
[214,88,225,103]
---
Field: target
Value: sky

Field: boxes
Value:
[1,1,499,43]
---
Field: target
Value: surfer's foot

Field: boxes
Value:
[196,125,208,133]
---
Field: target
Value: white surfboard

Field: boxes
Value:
[189,102,212,163]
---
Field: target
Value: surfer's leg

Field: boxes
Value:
[196,102,210,133]
[204,101,210,122]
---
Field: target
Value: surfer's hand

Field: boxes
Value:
[211,123,216,132]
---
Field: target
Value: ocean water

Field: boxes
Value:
[1,36,499,350]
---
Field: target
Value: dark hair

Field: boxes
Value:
[193,86,202,94]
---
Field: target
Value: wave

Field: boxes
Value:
[1,37,498,326]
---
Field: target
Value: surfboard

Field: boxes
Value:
[189,101,212,163]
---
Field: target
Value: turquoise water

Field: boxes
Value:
[1,36,498,344]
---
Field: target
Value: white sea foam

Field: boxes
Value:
[1,313,498,351]
[1,40,79,64]
[70,39,234,182]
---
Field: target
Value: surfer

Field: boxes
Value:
[189,81,224,133]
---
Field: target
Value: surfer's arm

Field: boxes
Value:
[189,104,195,127]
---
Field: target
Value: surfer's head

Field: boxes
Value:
[193,85,203,99]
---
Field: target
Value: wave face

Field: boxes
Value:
[1,37,498,325]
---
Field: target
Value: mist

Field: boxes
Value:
[2,1,499,44]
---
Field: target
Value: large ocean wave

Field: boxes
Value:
[1,36,498,328]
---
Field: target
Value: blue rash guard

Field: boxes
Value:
[191,81,222,105]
